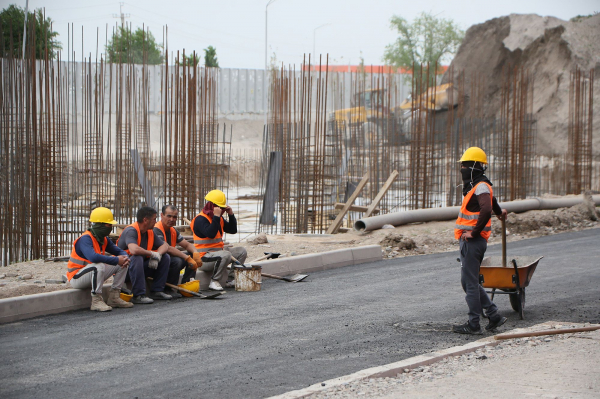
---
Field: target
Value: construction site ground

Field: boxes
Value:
[1,198,598,299]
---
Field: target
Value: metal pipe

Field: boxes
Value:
[354,195,600,232]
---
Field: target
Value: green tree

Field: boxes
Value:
[204,45,219,68]
[175,51,200,67]
[0,4,61,59]
[105,27,163,64]
[383,12,463,87]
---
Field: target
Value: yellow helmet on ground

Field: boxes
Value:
[205,190,227,208]
[120,292,133,302]
[89,207,117,224]
[178,280,200,297]
[459,147,487,164]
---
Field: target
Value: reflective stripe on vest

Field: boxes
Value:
[155,220,177,247]
[117,222,155,255]
[66,231,108,280]
[191,212,225,256]
[454,182,493,241]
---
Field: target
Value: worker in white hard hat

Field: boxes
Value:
[453,147,508,335]
[190,189,248,291]
[67,207,133,312]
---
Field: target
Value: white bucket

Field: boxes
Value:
[234,265,262,291]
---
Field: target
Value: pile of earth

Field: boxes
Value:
[445,13,600,155]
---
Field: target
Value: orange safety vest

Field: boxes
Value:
[454,182,493,241]
[117,222,155,255]
[190,211,224,256]
[155,220,178,247]
[66,231,108,281]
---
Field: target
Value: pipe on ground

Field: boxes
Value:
[354,195,600,232]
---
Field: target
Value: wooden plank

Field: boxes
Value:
[334,203,380,214]
[364,170,399,218]
[326,173,370,234]
[338,227,352,233]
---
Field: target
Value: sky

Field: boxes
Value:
[2,0,598,69]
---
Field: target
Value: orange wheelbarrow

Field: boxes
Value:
[479,220,543,320]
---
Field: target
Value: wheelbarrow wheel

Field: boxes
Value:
[509,289,526,320]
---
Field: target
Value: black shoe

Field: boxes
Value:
[149,291,172,300]
[486,316,507,331]
[452,322,483,335]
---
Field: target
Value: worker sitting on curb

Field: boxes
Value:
[67,207,133,312]
[154,204,202,298]
[117,206,172,304]
[190,189,247,290]
[453,147,508,335]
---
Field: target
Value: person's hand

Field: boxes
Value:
[213,207,223,217]
[224,206,233,215]
[150,251,162,261]
[148,259,159,269]
[461,231,473,241]
[186,255,199,270]
[496,209,508,221]
[117,255,129,267]
[192,252,204,268]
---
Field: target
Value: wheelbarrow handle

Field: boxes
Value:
[501,218,507,268]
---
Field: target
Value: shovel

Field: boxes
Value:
[147,278,224,299]
[231,255,308,283]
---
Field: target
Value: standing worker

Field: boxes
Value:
[154,204,202,298]
[453,147,508,335]
[190,189,248,290]
[118,206,172,304]
[67,207,134,312]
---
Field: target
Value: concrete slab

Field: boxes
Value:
[321,248,354,270]
[352,245,382,264]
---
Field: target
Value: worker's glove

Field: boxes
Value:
[192,252,204,267]
[148,258,159,269]
[150,251,162,261]
[186,255,199,270]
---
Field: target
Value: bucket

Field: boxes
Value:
[234,265,262,291]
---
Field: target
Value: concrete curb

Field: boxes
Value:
[265,322,562,399]
[0,245,382,324]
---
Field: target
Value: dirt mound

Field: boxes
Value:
[380,233,417,250]
[446,13,600,155]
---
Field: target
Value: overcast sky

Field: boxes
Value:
[3,0,598,69]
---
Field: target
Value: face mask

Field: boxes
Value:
[90,223,112,239]
[461,167,474,182]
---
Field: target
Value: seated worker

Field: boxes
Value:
[67,207,133,312]
[117,206,172,304]
[154,204,202,298]
[190,189,247,290]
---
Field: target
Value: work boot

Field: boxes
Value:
[486,316,508,331]
[166,288,183,299]
[452,321,483,335]
[131,295,154,304]
[224,279,235,288]
[107,288,134,308]
[209,280,224,291]
[149,291,172,300]
[90,294,112,312]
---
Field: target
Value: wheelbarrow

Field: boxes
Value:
[479,219,543,320]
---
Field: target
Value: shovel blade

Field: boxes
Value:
[284,274,308,282]
[197,291,224,299]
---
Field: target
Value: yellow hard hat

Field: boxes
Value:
[89,207,117,224]
[120,292,133,302]
[178,280,200,297]
[205,190,227,208]
[459,147,487,164]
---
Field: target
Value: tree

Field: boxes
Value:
[383,12,463,86]
[175,52,200,67]
[105,27,163,64]
[204,45,219,68]
[0,4,61,59]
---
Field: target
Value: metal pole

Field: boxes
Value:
[312,23,330,58]
[22,0,29,59]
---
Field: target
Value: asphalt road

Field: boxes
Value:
[1,228,599,398]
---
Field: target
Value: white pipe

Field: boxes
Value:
[354,195,600,232]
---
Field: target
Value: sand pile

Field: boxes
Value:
[446,13,600,155]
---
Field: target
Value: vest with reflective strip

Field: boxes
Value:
[67,231,108,280]
[454,182,493,241]
[191,212,224,256]
[117,222,155,255]
[155,220,177,247]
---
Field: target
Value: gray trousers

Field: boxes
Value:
[70,263,128,295]
[459,236,499,327]
[201,247,248,281]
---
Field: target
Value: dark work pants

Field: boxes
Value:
[166,255,197,286]
[128,254,170,296]
[459,236,499,327]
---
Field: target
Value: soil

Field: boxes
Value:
[1,199,598,300]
